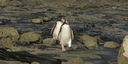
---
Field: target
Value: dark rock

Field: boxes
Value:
[100,33,122,43]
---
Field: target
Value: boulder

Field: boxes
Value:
[83,39,98,49]
[81,34,98,49]
[20,32,41,44]
[81,34,97,43]
[43,17,51,22]
[0,37,14,48]
[0,27,19,41]
[62,57,84,64]
[32,19,43,24]
[118,35,128,64]
[104,41,119,48]
[43,38,56,45]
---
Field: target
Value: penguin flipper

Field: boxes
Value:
[71,28,74,40]
[50,24,56,35]
[57,26,62,40]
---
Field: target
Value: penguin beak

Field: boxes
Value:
[67,22,69,25]
[66,20,69,25]
[61,17,65,23]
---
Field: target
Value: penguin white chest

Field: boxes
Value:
[60,25,71,44]
[53,21,62,39]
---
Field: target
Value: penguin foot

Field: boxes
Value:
[62,46,66,51]
[53,37,56,39]
[59,42,61,44]
[69,46,71,48]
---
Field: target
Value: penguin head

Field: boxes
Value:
[61,17,65,23]
[63,19,69,25]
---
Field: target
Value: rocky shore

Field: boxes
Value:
[0,0,128,64]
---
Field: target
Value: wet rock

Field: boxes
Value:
[83,39,98,49]
[104,41,119,48]
[43,38,56,45]
[31,61,40,64]
[81,34,97,43]
[71,44,86,50]
[62,57,84,64]
[20,32,41,44]
[32,19,43,24]
[0,60,29,64]
[118,35,128,64]
[43,17,51,22]
[0,37,14,48]
[100,33,122,43]
[81,34,98,49]
[0,27,19,41]
[7,47,25,52]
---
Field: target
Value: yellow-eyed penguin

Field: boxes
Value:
[57,20,74,51]
[51,18,65,40]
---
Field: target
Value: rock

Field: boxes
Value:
[32,19,43,24]
[112,7,117,9]
[81,34,98,49]
[104,41,119,48]
[7,47,25,52]
[0,27,19,41]
[0,37,14,48]
[71,44,86,50]
[83,39,98,49]
[43,38,56,45]
[20,32,41,44]
[62,57,84,64]
[31,61,40,64]
[81,34,97,43]
[118,35,128,64]
[100,33,122,43]
[43,17,51,22]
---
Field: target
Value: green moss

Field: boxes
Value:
[71,51,108,54]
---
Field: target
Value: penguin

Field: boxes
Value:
[51,18,65,40]
[57,19,74,51]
